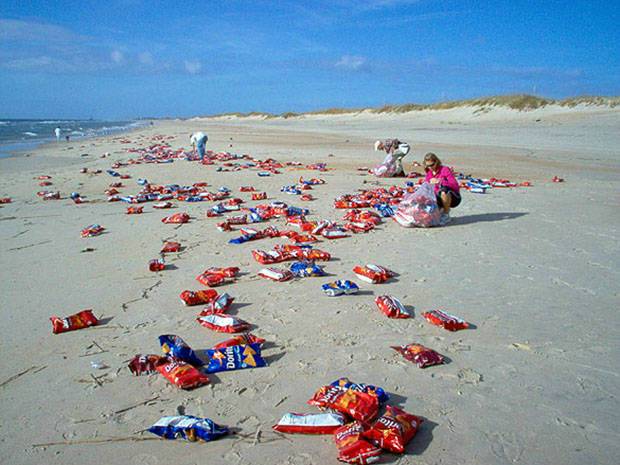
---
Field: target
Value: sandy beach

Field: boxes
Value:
[1,105,619,465]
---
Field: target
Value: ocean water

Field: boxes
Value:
[0,119,149,157]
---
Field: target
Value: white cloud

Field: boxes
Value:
[0,18,88,42]
[111,50,124,64]
[335,55,367,70]
[184,60,202,74]
[2,56,53,70]
[138,51,154,65]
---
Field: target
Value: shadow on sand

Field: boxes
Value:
[451,212,527,226]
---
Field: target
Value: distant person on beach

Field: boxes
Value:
[423,152,461,225]
[373,139,410,177]
[65,135,70,142]
[189,132,208,160]
[54,127,61,142]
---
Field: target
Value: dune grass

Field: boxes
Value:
[206,94,619,119]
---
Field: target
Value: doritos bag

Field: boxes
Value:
[308,385,379,423]
[212,333,265,349]
[334,421,382,464]
[362,405,423,454]
[50,309,99,334]
[391,343,445,368]
[155,357,209,389]
[204,343,266,373]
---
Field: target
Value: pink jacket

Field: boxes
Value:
[424,166,460,194]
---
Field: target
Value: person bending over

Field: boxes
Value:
[189,131,208,160]
[374,139,410,177]
[423,152,461,225]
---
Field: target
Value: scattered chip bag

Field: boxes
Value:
[322,280,359,296]
[149,415,229,442]
[204,343,266,373]
[155,357,209,389]
[252,192,267,200]
[258,267,294,282]
[212,333,265,349]
[81,224,105,237]
[126,206,143,214]
[179,289,218,306]
[308,385,379,423]
[128,354,163,375]
[273,412,346,434]
[330,377,389,404]
[422,309,470,331]
[161,212,190,224]
[353,264,393,284]
[362,405,423,454]
[204,293,235,313]
[50,309,99,334]
[334,421,382,464]
[391,343,445,368]
[374,295,411,319]
[161,241,181,253]
[289,261,326,277]
[159,334,204,366]
[149,258,166,271]
[197,312,251,333]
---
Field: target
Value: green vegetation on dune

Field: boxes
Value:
[207,94,619,119]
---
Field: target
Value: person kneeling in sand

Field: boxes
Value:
[373,139,410,177]
[423,152,461,225]
[189,131,208,160]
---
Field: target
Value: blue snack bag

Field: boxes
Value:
[149,415,229,442]
[322,280,359,296]
[159,335,204,366]
[204,343,266,373]
[330,377,390,404]
[290,261,326,277]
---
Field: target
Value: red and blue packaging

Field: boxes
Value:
[204,343,266,373]
[159,334,204,366]
[149,415,229,442]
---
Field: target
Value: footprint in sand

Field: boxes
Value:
[487,431,525,463]
[458,368,483,384]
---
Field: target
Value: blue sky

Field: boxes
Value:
[1,0,618,119]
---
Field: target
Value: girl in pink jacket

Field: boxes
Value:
[423,153,461,225]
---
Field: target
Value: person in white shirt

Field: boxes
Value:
[189,132,208,160]
[373,139,410,176]
[54,127,61,142]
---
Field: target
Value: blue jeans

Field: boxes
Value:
[196,141,206,159]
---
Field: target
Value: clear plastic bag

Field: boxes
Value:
[372,153,398,177]
[393,182,441,227]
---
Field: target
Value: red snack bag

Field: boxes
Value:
[252,249,287,264]
[391,343,445,368]
[353,264,393,284]
[362,405,423,454]
[50,309,99,334]
[300,194,314,201]
[161,241,181,253]
[179,289,218,306]
[155,357,210,390]
[334,421,382,465]
[197,312,250,333]
[149,258,165,271]
[126,206,143,214]
[374,295,411,319]
[196,272,225,287]
[212,333,265,349]
[252,192,267,200]
[128,354,164,375]
[0,197,12,204]
[239,186,255,192]
[204,267,239,278]
[162,212,190,224]
[308,385,379,423]
[422,309,469,331]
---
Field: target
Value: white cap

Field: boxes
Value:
[374,140,382,151]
